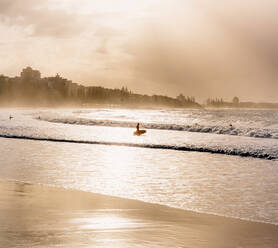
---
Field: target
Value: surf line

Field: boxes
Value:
[0,134,276,161]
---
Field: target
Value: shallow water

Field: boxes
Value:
[0,108,278,224]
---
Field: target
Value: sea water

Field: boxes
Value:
[0,108,278,224]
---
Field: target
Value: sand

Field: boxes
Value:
[0,180,278,248]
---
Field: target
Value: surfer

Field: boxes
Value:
[134,123,146,136]
[9,115,13,120]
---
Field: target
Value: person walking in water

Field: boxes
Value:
[136,123,140,131]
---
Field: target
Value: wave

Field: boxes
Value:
[38,116,278,139]
[1,134,277,160]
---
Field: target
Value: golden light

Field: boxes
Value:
[81,0,159,13]
[74,214,146,231]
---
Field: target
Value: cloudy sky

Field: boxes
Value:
[0,0,278,102]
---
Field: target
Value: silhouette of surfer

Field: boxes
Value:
[9,115,13,120]
[134,123,146,136]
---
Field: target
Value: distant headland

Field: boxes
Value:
[0,67,277,109]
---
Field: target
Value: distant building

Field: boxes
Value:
[20,67,41,81]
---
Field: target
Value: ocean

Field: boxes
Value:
[0,108,278,225]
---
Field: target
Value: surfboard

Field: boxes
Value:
[133,130,146,136]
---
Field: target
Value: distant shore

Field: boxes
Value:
[1,67,278,109]
[1,179,278,248]
[1,103,278,110]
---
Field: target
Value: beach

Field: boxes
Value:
[1,109,278,247]
[1,0,278,246]
[1,180,278,248]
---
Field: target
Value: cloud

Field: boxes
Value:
[121,1,278,100]
[0,0,86,38]
[1,0,278,101]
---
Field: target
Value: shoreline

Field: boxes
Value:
[1,179,278,247]
[3,177,278,227]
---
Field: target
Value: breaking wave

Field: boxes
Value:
[1,134,277,160]
[38,116,278,139]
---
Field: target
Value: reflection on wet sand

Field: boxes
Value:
[1,180,278,248]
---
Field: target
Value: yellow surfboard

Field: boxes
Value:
[133,130,146,136]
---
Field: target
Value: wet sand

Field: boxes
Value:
[0,180,278,248]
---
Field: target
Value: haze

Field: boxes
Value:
[0,0,278,102]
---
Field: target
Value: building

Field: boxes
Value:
[20,67,41,81]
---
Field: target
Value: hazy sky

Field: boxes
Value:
[0,0,278,102]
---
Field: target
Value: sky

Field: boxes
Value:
[0,0,278,102]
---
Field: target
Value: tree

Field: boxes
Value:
[176,93,185,102]
[232,96,239,105]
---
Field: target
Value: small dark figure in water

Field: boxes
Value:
[38,116,41,120]
[229,124,233,128]
[134,122,146,136]
[9,115,13,120]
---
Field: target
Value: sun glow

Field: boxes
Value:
[95,145,139,196]
[75,214,146,231]
[86,0,158,12]
[102,145,136,176]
